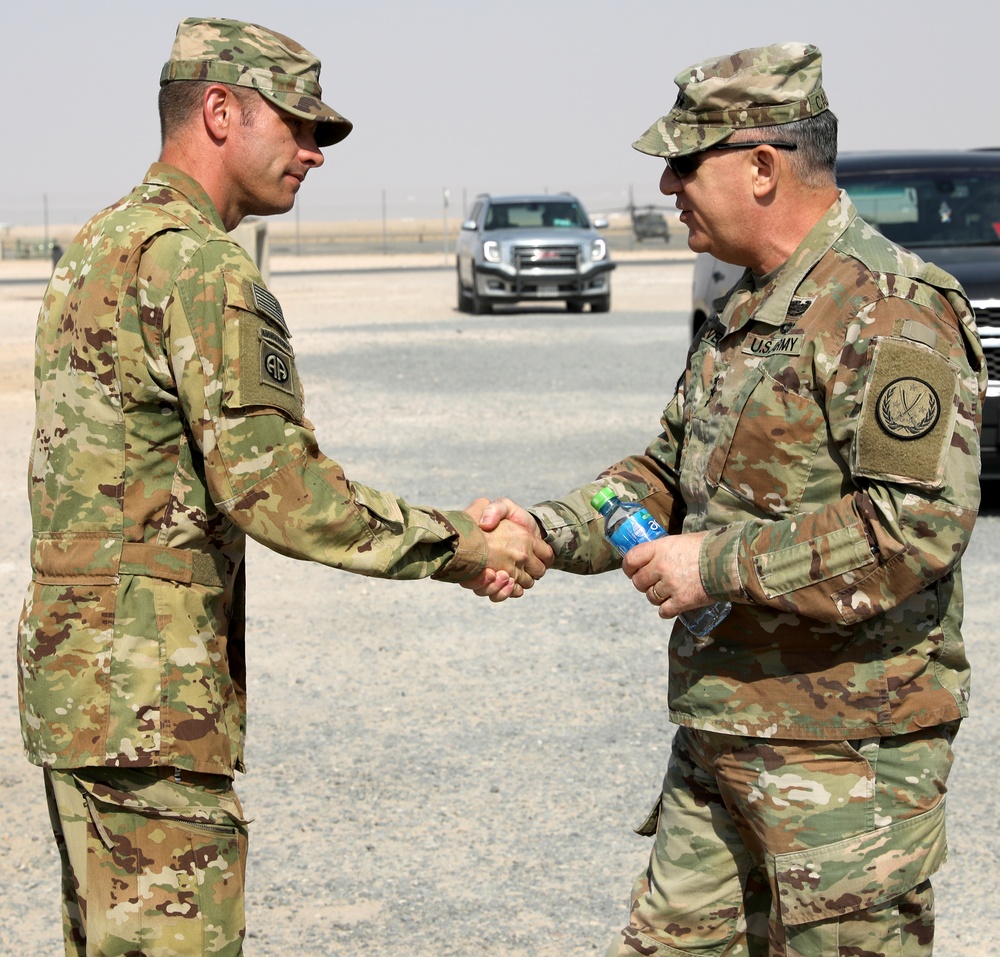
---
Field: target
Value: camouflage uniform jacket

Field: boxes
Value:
[18,163,488,775]
[533,192,986,739]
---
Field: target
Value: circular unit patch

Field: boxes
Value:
[875,377,940,440]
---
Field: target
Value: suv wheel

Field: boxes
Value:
[591,293,611,313]
[456,266,473,313]
[470,267,492,314]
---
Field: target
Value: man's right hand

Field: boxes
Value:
[462,498,552,602]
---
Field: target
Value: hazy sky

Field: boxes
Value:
[5,0,997,227]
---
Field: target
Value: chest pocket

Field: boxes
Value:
[222,280,304,423]
[704,364,826,516]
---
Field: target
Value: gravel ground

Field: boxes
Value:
[0,254,996,956]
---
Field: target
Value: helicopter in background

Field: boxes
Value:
[625,185,671,242]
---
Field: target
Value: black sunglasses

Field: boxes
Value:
[666,141,798,178]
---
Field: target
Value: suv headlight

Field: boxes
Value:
[482,240,501,263]
[591,238,607,261]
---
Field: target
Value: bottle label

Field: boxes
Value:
[608,509,664,556]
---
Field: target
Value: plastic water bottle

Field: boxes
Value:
[590,487,731,637]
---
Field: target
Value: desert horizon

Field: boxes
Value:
[1,207,683,261]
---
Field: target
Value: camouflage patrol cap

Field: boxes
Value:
[633,42,829,158]
[160,17,352,148]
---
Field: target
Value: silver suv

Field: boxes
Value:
[456,193,615,313]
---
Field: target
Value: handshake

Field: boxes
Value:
[460,496,714,616]
[462,497,550,602]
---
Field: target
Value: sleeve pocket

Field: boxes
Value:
[754,522,875,599]
[350,482,405,535]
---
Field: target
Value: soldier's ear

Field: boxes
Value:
[203,85,236,143]
[750,144,781,200]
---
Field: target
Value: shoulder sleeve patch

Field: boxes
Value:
[222,275,304,422]
[853,337,958,488]
[232,314,304,421]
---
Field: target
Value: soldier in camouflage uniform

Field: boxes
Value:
[476,43,986,956]
[18,17,551,957]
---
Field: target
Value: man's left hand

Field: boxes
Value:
[622,531,713,620]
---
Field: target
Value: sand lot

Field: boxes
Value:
[1,251,997,956]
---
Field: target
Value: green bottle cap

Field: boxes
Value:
[590,486,618,510]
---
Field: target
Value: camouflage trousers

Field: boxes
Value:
[44,766,249,957]
[608,723,958,957]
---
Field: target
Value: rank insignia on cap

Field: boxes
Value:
[875,377,940,440]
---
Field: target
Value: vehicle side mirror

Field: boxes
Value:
[461,219,478,231]
[592,217,609,229]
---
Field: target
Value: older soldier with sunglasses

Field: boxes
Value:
[475,41,985,956]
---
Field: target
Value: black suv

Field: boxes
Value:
[691,150,1000,482]
[455,193,615,314]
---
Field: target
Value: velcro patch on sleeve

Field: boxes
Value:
[235,314,303,421]
[854,337,958,488]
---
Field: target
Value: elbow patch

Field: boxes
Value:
[853,337,959,488]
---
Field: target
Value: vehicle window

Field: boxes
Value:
[840,170,1000,248]
[484,201,588,230]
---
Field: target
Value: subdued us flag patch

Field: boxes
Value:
[250,282,291,336]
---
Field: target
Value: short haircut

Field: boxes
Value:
[729,110,839,188]
[158,81,262,146]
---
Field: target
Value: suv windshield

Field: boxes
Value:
[484,200,588,230]
[841,170,1000,248]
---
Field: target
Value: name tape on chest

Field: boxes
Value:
[741,332,804,358]
[732,299,811,356]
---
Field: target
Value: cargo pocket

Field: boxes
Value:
[770,797,948,927]
[73,768,249,954]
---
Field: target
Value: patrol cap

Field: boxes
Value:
[160,17,353,148]
[633,42,829,158]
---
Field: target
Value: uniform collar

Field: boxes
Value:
[723,190,857,333]
[142,162,227,233]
